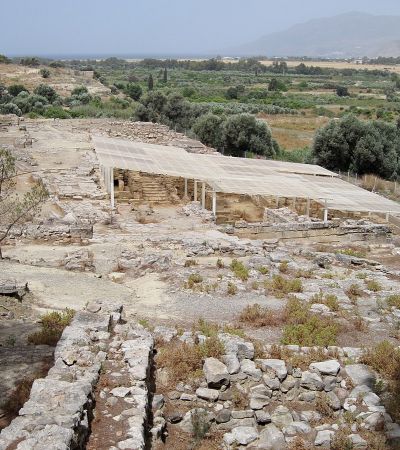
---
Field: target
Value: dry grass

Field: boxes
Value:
[315,393,335,418]
[287,437,308,450]
[365,279,382,292]
[360,341,400,422]
[387,294,400,309]
[345,283,363,303]
[216,258,224,269]
[239,304,282,327]
[184,259,198,267]
[156,337,224,385]
[265,275,303,298]
[310,291,340,312]
[28,308,75,346]
[227,282,238,296]
[259,59,400,73]
[185,273,204,290]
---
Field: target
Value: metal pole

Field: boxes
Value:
[212,191,217,217]
[201,182,206,209]
[323,199,328,223]
[194,181,198,202]
[110,167,115,208]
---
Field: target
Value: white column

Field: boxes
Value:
[386,212,390,222]
[104,167,109,193]
[194,181,198,202]
[184,178,188,198]
[212,191,217,217]
[201,182,206,209]
[110,167,115,208]
[323,199,328,223]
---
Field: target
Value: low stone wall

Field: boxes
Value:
[4,223,93,244]
[233,221,391,243]
[0,304,154,450]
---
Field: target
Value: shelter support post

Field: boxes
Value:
[292,197,296,211]
[110,167,115,208]
[201,182,206,209]
[212,191,217,217]
[386,212,390,222]
[323,199,328,223]
[184,178,188,198]
[276,196,280,208]
[104,166,109,193]
[306,198,310,217]
[194,181,198,202]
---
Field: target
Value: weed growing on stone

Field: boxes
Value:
[28,308,75,346]
[258,266,269,275]
[310,291,340,312]
[345,283,363,303]
[386,294,400,309]
[216,258,224,269]
[338,248,367,258]
[239,303,282,327]
[278,260,289,273]
[185,273,204,290]
[365,279,382,292]
[295,269,314,278]
[184,259,198,267]
[230,259,249,281]
[227,282,238,296]
[265,275,303,298]
[360,341,400,422]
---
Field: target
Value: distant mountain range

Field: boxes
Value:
[228,12,400,58]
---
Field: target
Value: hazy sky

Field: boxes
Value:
[2,0,400,56]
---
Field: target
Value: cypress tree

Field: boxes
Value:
[163,67,168,83]
[148,74,154,91]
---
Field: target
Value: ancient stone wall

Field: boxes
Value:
[0,304,154,450]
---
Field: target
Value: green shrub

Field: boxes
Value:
[365,279,382,292]
[387,294,400,309]
[227,282,238,296]
[265,275,303,298]
[282,316,338,346]
[230,259,249,281]
[278,261,289,273]
[184,259,198,267]
[216,258,224,269]
[28,309,75,346]
[185,273,203,289]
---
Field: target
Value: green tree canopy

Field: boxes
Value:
[313,115,400,178]
[221,114,276,157]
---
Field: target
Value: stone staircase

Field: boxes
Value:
[116,173,172,205]
[141,178,170,204]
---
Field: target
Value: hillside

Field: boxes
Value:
[0,64,111,98]
[230,12,400,58]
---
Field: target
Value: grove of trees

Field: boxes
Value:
[312,115,400,179]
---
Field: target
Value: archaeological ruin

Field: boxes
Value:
[1,115,400,450]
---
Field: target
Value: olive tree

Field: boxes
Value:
[193,113,224,148]
[313,115,400,178]
[0,148,48,258]
[221,114,276,157]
